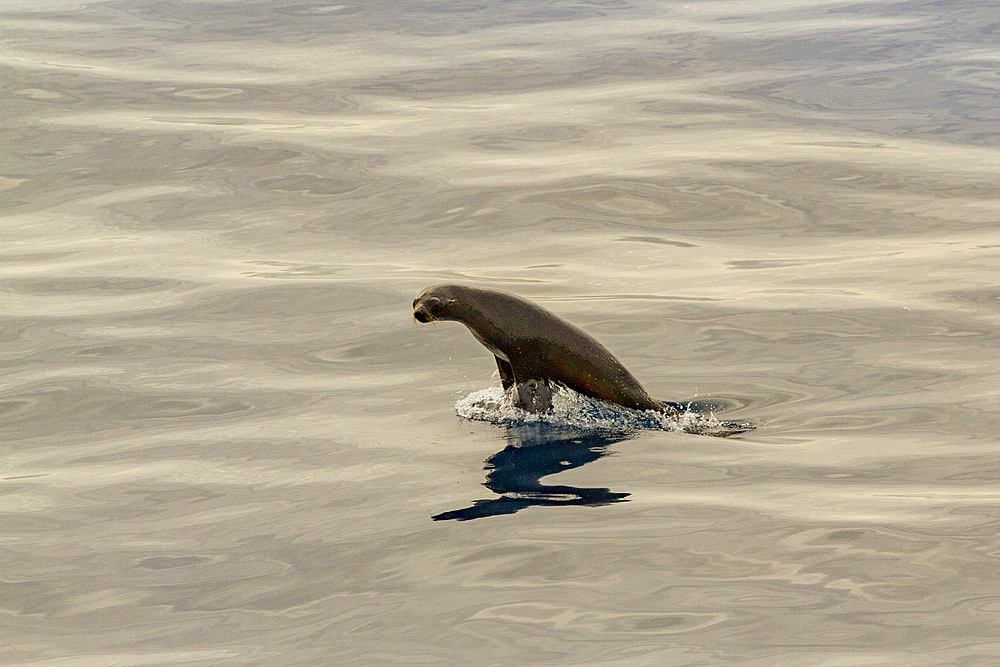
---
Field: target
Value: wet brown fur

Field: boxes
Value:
[413,284,676,415]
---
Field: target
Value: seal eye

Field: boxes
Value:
[426,297,443,314]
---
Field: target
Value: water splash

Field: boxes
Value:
[455,386,753,437]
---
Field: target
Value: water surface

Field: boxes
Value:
[3,0,1000,663]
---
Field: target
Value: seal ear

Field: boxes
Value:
[447,299,456,304]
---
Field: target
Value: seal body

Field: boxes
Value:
[413,284,676,415]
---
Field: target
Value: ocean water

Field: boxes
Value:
[3,0,1000,663]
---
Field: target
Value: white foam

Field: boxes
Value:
[454,385,752,436]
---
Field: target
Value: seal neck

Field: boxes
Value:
[454,299,511,358]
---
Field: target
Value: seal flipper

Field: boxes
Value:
[515,379,553,413]
[495,356,515,391]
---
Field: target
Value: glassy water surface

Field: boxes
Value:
[3,0,1000,663]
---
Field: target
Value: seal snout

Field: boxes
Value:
[413,295,443,323]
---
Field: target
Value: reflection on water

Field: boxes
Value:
[433,425,633,521]
[4,0,1000,663]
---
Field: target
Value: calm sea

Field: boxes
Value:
[3,0,1000,663]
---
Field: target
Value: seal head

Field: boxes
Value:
[412,290,455,324]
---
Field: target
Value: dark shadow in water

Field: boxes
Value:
[432,425,635,522]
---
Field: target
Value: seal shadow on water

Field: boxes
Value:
[432,426,634,522]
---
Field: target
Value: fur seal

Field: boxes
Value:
[413,284,678,415]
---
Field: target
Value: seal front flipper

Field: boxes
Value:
[495,356,515,391]
[515,379,553,413]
